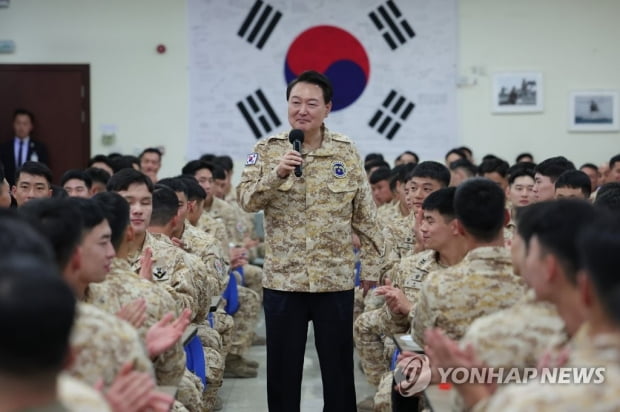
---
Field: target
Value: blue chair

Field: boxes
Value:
[222,271,240,315]
[184,335,207,388]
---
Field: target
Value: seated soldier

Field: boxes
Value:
[61,169,93,198]
[427,203,617,411]
[579,162,600,194]
[554,170,592,199]
[594,182,620,213]
[533,156,575,202]
[11,161,53,206]
[18,200,173,412]
[354,187,467,411]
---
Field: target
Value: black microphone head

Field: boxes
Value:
[288,129,304,144]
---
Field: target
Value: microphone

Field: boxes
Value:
[288,129,304,177]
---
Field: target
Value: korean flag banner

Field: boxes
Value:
[186,0,457,162]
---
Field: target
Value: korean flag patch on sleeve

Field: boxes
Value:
[246,152,259,165]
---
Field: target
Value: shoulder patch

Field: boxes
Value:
[246,153,259,165]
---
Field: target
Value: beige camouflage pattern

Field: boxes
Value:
[58,373,111,412]
[128,232,211,321]
[449,289,568,411]
[373,371,393,412]
[354,250,444,386]
[86,258,186,386]
[376,200,399,225]
[205,196,244,245]
[69,302,154,386]
[475,324,620,412]
[178,369,205,412]
[230,285,261,355]
[237,129,386,291]
[241,263,263,299]
[210,309,234,359]
[202,346,225,411]
[412,246,525,345]
[197,211,231,256]
[181,221,229,295]
[381,214,416,276]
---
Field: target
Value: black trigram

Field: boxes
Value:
[369,0,415,50]
[237,89,282,139]
[368,90,415,140]
[237,0,282,50]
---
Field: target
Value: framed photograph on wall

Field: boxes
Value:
[492,72,543,113]
[568,90,619,132]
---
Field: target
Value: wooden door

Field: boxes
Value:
[0,64,90,184]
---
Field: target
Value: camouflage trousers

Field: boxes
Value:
[354,287,386,323]
[178,369,205,412]
[353,306,404,386]
[210,309,234,359]
[241,263,263,301]
[230,285,261,355]
[354,287,365,322]
[203,346,225,411]
[374,371,393,412]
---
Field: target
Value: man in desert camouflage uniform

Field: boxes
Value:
[428,201,617,411]
[355,188,467,411]
[410,179,525,347]
[237,70,386,412]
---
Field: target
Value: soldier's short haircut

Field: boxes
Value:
[454,178,505,242]
[181,160,215,177]
[19,199,84,271]
[580,163,599,174]
[107,168,154,193]
[555,170,592,198]
[609,154,620,170]
[0,255,75,378]
[150,185,179,226]
[396,150,419,164]
[15,161,52,186]
[69,198,106,232]
[88,154,113,170]
[365,153,384,164]
[364,159,390,174]
[179,175,207,201]
[139,147,162,161]
[507,166,535,186]
[110,155,140,174]
[211,165,227,181]
[407,161,451,187]
[449,158,477,177]
[389,163,416,192]
[369,167,391,185]
[158,177,189,198]
[84,167,111,187]
[516,200,597,285]
[534,156,576,182]
[595,183,620,214]
[422,187,456,220]
[0,210,54,263]
[445,148,466,162]
[60,169,92,189]
[478,157,509,178]
[214,155,234,173]
[515,152,534,163]
[577,213,620,324]
[93,192,129,250]
[286,70,333,104]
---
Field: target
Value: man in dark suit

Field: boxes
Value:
[0,109,49,186]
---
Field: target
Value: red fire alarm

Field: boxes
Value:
[156,44,166,54]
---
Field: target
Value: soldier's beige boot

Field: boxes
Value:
[224,354,258,378]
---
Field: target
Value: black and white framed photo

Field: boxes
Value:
[492,72,543,113]
[569,90,619,132]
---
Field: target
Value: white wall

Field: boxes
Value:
[0,0,189,178]
[1,0,618,178]
[458,0,620,166]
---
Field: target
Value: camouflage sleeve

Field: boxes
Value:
[237,141,287,213]
[411,278,438,346]
[152,289,186,386]
[163,263,202,321]
[182,253,212,321]
[350,151,386,283]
